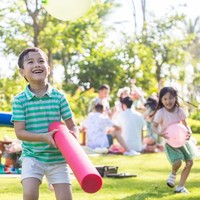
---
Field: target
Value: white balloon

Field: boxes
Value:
[43,0,92,21]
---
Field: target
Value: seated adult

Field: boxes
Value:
[114,97,145,153]
[82,104,134,155]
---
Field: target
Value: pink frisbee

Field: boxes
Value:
[165,123,188,148]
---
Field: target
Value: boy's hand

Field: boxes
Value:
[69,126,80,139]
[69,130,77,138]
[42,129,58,148]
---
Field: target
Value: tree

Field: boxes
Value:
[51,1,114,91]
[0,70,26,111]
[0,0,116,91]
[143,13,192,82]
[76,45,125,91]
[118,35,156,95]
[129,0,147,35]
[183,17,200,107]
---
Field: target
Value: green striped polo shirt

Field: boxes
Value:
[11,84,73,164]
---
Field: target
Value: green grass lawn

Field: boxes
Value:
[0,127,200,200]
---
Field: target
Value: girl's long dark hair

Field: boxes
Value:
[150,87,179,117]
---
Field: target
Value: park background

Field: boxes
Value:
[1,0,200,122]
[0,0,200,199]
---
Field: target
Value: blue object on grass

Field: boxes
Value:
[0,165,21,174]
[0,112,13,126]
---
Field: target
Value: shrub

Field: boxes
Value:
[188,118,200,134]
[190,111,200,121]
[65,87,97,124]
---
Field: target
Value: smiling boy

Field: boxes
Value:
[12,47,79,200]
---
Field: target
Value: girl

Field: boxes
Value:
[152,87,198,194]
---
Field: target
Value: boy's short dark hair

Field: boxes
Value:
[94,103,104,112]
[98,84,110,91]
[121,97,133,108]
[18,47,48,69]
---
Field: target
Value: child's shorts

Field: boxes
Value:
[21,157,71,185]
[165,140,200,165]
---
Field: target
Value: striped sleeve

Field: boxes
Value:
[60,93,73,120]
[12,95,26,122]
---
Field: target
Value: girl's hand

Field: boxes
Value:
[160,132,169,140]
[181,121,192,140]
[41,129,59,148]
[186,126,192,140]
[186,131,191,140]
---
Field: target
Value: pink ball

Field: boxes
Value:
[165,123,188,148]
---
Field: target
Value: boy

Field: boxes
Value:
[11,47,79,200]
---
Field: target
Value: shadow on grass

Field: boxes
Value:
[116,178,200,200]
[120,193,200,200]
[120,193,169,200]
[88,153,200,199]
[116,182,174,200]
[118,183,200,200]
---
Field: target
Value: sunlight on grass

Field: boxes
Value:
[0,126,16,141]
[1,153,199,200]
[0,127,200,199]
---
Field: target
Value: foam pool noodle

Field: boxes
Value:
[48,122,103,193]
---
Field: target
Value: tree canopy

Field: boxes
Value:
[0,0,200,115]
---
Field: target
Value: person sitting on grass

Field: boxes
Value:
[82,103,135,155]
[113,96,145,155]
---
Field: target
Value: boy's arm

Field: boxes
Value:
[64,118,80,139]
[14,121,58,148]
